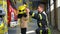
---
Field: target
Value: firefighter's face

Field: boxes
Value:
[37,5,44,13]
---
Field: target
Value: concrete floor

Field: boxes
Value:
[8,19,60,34]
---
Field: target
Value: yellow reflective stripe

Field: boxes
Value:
[40,30,42,34]
[32,13,35,17]
[39,14,42,20]
[48,28,51,34]
[39,23,42,26]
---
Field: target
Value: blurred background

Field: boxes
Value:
[0,0,60,34]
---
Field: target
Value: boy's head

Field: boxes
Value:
[37,2,46,13]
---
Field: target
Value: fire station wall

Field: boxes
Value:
[50,0,55,27]
[50,0,60,31]
[57,0,60,31]
[51,10,55,27]
[57,7,60,31]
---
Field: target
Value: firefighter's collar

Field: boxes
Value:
[38,11,43,14]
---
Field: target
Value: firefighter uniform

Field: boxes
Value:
[18,4,29,34]
[29,11,49,34]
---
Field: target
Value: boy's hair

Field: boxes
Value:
[38,2,46,8]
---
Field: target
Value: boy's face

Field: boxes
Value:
[37,4,44,13]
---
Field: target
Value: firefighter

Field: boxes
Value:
[18,3,29,34]
[26,2,50,34]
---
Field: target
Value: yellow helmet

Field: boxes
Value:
[18,4,27,14]
[18,5,26,10]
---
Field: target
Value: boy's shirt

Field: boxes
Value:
[20,12,29,28]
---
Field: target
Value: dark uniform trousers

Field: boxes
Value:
[35,28,48,34]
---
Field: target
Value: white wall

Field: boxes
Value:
[50,0,54,11]
[57,0,60,7]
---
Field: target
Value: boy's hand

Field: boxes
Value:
[26,8,30,13]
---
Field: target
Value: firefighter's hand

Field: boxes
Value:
[26,8,30,13]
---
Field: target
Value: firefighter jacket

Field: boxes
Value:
[29,11,48,28]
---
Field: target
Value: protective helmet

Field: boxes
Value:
[18,5,26,14]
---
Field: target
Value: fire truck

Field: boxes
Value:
[0,0,8,34]
[7,0,18,27]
